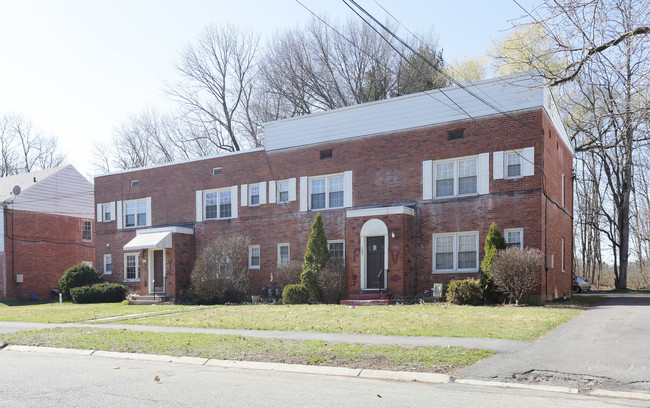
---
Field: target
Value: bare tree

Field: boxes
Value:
[168,24,261,152]
[0,113,65,176]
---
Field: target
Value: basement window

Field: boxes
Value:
[448,129,464,140]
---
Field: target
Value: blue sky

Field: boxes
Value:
[0,0,537,178]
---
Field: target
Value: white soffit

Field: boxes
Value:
[347,206,415,218]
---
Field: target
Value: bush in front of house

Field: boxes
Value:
[70,283,129,304]
[301,213,330,301]
[282,284,311,304]
[190,234,251,304]
[480,222,507,304]
[318,257,346,304]
[58,263,101,300]
[492,247,543,305]
[274,260,303,289]
[446,278,482,305]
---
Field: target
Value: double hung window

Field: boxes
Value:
[433,232,479,272]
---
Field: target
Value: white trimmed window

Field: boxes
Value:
[278,180,289,203]
[505,228,523,248]
[310,174,344,210]
[103,254,112,275]
[125,199,147,228]
[433,232,479,273]
[249,245,260,269]
[103,203,114,221]
[434,157,478,198]
[277,243,290,266]
[249,184,260,206]
[124,253,139,281]
[205,188,232,219]
[328,240,344,259]
[506,152,522,178]
[82,220,92,241]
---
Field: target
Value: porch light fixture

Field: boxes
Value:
[391,232,397,238]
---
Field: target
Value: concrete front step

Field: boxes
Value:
[129,295,170,305]
[340,299,391,306]
[348,293,393,301]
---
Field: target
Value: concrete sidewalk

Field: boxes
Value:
[0,320,527,353]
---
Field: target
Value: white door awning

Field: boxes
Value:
[123,231,172,251]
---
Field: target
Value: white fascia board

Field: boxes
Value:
[347,206,415,218]
[543,88,574,154]
[136,226,194,235]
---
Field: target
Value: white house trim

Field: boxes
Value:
[359,219,389,291]
[347,206,415,218]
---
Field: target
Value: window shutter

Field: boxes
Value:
[493,151,504,179]
[522,147,535,176]
[116,200,123,229]
[269,181,277,204]
[195,191,203,222]
[260,181,267,205]
[97,203,102,222]
[231,185,238,218]
[299,177,308,211]
[478,153,490,195]
[343,171,353,208]
[289,178,297,202]
[422,160,433,200]
[240,184,248,207]
[109,202,115,221]
[145,197,152,227]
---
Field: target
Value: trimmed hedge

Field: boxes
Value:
[58,264,101,300]
[70,283,129,304]
[446,278,482,306]
[282,284,310,304]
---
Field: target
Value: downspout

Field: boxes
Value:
[1,204,5,299]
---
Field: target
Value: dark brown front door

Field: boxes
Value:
[153,250,165,294]
[366,236,385,289]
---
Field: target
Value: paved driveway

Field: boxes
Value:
[457,293,650,392]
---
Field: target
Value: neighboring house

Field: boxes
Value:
[0,165,95,299]
[95,73,573,302]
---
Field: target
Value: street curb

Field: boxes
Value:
[4,345,94,356]
[588,389,650,401]
[206,360,364,378]
[359,369,452,383]
[455,378,579,394]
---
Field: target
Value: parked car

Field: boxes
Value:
[572,274,591,293]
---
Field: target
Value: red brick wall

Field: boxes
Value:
[3,210,95,299]
[94,108,573,300]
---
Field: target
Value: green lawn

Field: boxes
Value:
[118,303,583,341]
[0,302,190,323]
[0,327,492,373]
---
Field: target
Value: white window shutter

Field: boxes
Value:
[109,202,116,221]
[260,181,267,205]
[289,178,297,202]
[269,181,277,204]
[96,203,102,222]
[522,147,535,176]
[116,200,123,229]
[299,177,308,211]
[145,197,152,227]
[422,160,433,200]
[493,151,504,179]
[195,191,203,222]
[240,184,248,207]
[343,171,353,208]
[231,185,238,218]
[478,153,490,195]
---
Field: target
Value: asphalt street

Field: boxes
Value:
[0,350,647,408]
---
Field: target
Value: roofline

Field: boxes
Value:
[94,147,265,179]
[262,72,542,129]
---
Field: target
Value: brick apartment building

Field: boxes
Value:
[0,165,95,299]
[94,74,573,302]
